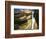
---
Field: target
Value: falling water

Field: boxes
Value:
[32,11,35,29]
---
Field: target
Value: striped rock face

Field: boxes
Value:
[19,10,32,20]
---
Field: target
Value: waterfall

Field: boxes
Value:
[32,11,35,29]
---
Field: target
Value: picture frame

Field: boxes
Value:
[5,1,45,38]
